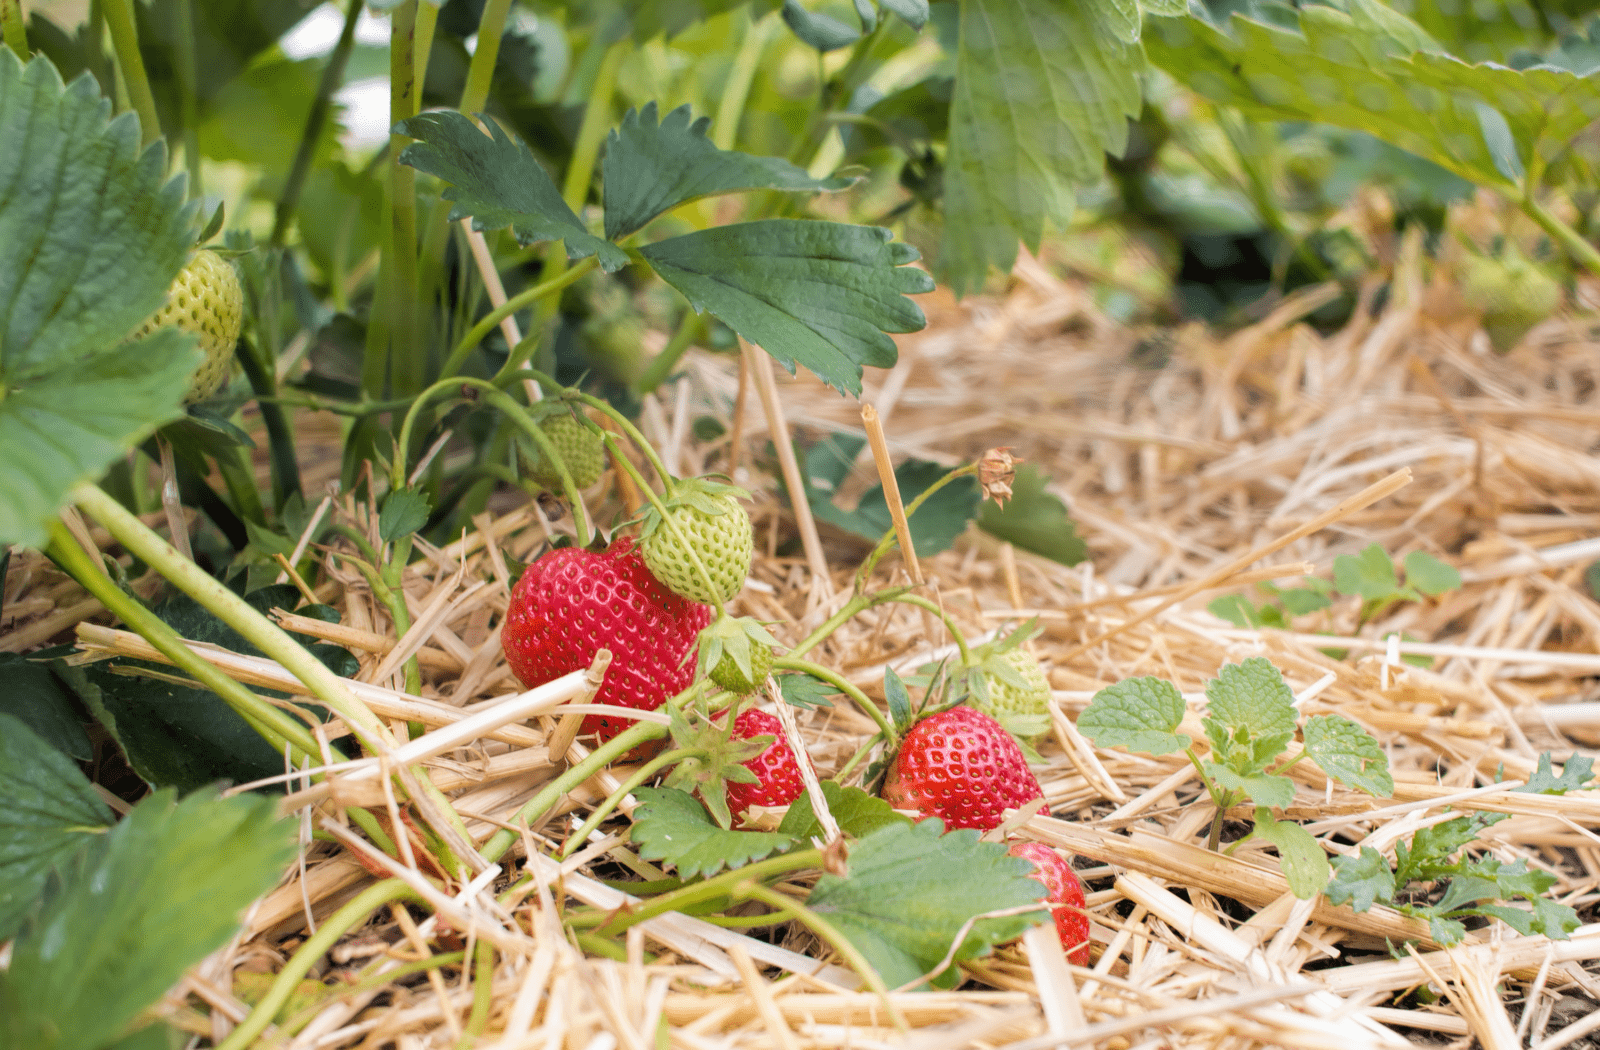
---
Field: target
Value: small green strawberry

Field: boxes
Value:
[697,615,780,695]
[958,619,1052,744]
[518,411,605,490]
[1461,247,1562,354]
[133,248,243,403]
[639,478,753,606]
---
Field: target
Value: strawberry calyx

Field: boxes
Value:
[950,618,1052,747]
[661,704,772,829]
[697,614,780,696]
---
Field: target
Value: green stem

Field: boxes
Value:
[889,594,970,664]
[347,805,399,857]
[265,390,416,418]
[443,254,597,380]
[595,849,826,937]
[1,0,26,60]
[213,439,269,529]
[391,377,591,546]
[388,0,423,396]
[634,311,705,393]
[856,465,979,588]
[272,0,362,247]
[566,389,676,488]
[44,523,324,762]
[562,37,628,213]
[773,656,895,744]
[834,732,880,782]
[235,337,302,512]
[173,0,200,195]
[559,747,699,859]
[102,0,159,148]
[791,586,908,659]
[214,881,419,1050]
[458,0,511,115]
[712,8,772,151]
[455,937,495,1050]
[72,484,393,751]
[1521,192,1600,280]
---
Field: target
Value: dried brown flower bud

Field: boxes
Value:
[977,447,1023,508]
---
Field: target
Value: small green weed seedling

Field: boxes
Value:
[1079,657,1394,898]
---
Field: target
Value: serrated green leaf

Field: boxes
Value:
[1402,550,1461,597]
[1333,544,1401,601]
[0,54,200,547]
[0,714,113,942]
[1078,677,1190,756]
[1395,812,1507,884]
[778,781,911,842]
[808,819,1046,990]
[1201,658,1297,776]
[1208,764,1296,808]
[631,787,798,878]
[782,0,862,50]
[0,788,294,1050]
[941,0,1142,294]
[602,103,852,242]
[1249,808,1330,899]
[976,466,1087,567]
[777,672,839,710]
[641,219,932,397]
[1325,845,1396,912]
[1515,751,1597,795]
[0,653,91,762]
[379,488,432,543]
[1302,714,1394,797]
[395,111,629,271]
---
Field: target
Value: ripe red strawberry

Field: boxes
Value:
[1008,841,1090,966]
[882,705,1044,832]
[502,538,711,746]
[725,709,809,818]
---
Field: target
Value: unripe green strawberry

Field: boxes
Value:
[971,647,1051,724]
[711,635,774,694]
[1461,249,1561,354]
[519,413,605,490]
[134,249,243,403]
[640,479,753,606]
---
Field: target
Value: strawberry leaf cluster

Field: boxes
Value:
[1079,657,1394,898]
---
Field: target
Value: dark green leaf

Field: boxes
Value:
[1249,808,1330,899]
[379,488,432,543]
[1201,658,1297,777]
[396,111,630,271]
[1302,714,1394,797]
[640,219,933,397]
[631,787,798,878]
[805,452,980,556]
[976,466,1087,566]
[1402,550,1462,597]
[777,672,839,710]
[0,714,112,941]
[0,53,198,547]
[782,0,862,50]
[1515,751,1597,795]
[884,666,912,730]
[778,781,911,841]
[1078,677,1191,756]
[0,653,91,761]
[941,0,1142,294]
[602,102,851,241]
[808,819,1046,990]
[1325,845,1396,912]
[0,788,294,1050]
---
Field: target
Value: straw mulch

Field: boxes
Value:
[8,220,1600,1049]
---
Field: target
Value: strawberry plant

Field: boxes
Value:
[1211,544,1459,635]
[1079,657,1395,897]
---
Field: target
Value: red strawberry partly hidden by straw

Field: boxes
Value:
[882,705,1044,832]
[725,709,809,818]
[1008,841,1090,965]
[502,538,711,746]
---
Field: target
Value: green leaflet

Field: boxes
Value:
[1078,677,1191,756]
[1302,714,1394,797]
[941,0,1143,294]
[0,715,113,941]
[641,220,932,397]
[1202,658,1298,778]
[1249,808,1330,900]
[0,788,295,1050]
[631,787,798,879]
[778,781,911,843]
[0,53,199,547]
[976,466,1088,567]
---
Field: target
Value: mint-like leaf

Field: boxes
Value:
[941,0,1142,294]
[1249,808,1331,900]
[1333,544,1401,601]
[1326,846,1396,912]
[976,466,1087,567]
[1078,677,1190,756]
[1402,550,1461,596]
[640,220,932,397]
[778,781,910,842]
[378,488,431,543]
[1302,714,1394,797]
[395,111,629,271]
[0,788,294,1050]
[807,819,1046,990]
[0,714,113,941]
[1516,752,1597,795]
[0,54,200,547]
[631,787,798,879]
[1207,764,1296,809]
[601,103,851,241]
[1201,658,1297,777]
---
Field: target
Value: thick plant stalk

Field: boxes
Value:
[272,0,362,246]
[102,0,159,148]
[388,0,424,395]
[173,0,200,195]
[1,0,26,60]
